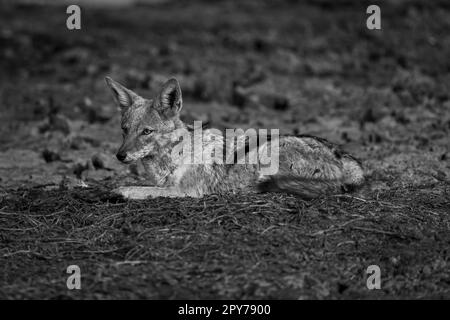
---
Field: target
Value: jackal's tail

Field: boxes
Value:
[257,176,363,199]
[257,150,365,199]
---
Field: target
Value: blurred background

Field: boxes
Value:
[0,0,449,190]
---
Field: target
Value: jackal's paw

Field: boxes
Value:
[111,187,149,200]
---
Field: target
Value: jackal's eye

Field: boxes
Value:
[122,127,129,135]
[141,128,154,135]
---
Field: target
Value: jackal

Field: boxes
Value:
[105,76,364,199]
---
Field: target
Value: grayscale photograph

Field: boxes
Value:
[0,0,449,302]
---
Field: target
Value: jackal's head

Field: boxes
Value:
[105,76,184,163]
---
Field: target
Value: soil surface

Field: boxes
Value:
[0,0,449,299]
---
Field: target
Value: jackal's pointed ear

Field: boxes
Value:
[156,78,182,117]
[105,77,138,110]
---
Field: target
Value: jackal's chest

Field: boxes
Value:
[140,157,178,187]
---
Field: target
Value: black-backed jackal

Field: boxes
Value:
[105,77,364,199]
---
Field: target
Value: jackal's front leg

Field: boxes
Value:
[112,186,197,199]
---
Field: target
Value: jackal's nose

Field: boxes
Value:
[116,152,127,162]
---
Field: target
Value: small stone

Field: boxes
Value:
[92,153,115,170]
[422,266,432,276]
[42,149,61,163]
[73,162,89,179]
[59,176,88,190]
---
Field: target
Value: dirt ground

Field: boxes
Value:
[0,0,449,299]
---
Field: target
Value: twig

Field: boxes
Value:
[351,226,401,237]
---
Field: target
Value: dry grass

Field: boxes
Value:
[0,183,448,299]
